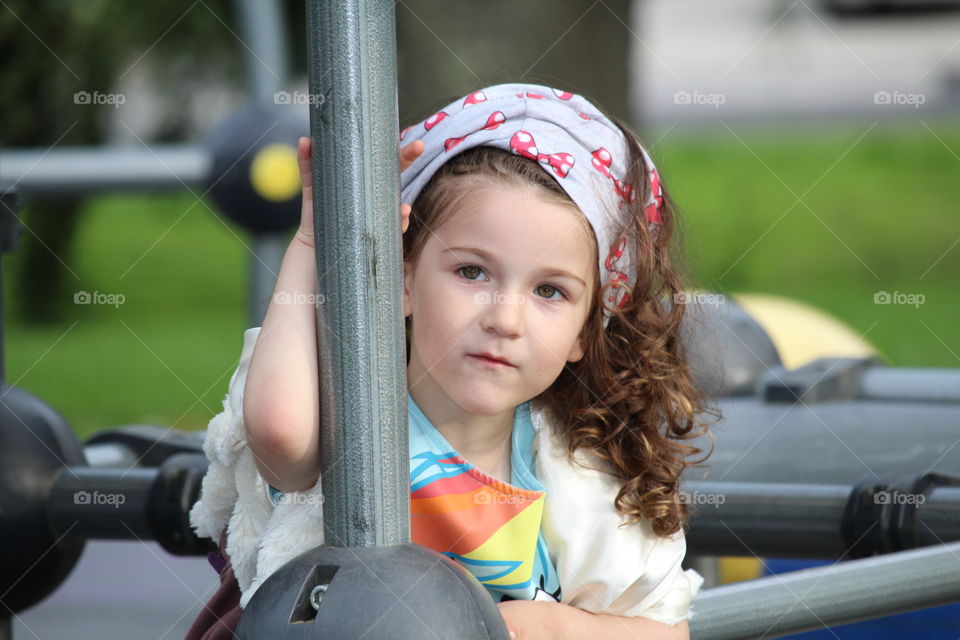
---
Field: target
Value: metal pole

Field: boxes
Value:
[0,188,19,384]
[690,541,960,640]
[234,0,290,106]
[234,0,294,328]
[685,482,851,558]
[305,0,408,547]
[0,146,210,195]
[684,481,960,558]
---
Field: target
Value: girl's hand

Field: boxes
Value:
[497,600,559,639]
[295,137,425,247]
[399,138,424,234]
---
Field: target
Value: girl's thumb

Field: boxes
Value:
[508,631,516,639]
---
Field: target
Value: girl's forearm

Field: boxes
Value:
[499,600,689,640]
[243,236,321,492]
[550,604,689,640]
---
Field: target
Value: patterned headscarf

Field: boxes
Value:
[399,83,663,327]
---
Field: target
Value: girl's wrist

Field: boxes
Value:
[293,229,315,249]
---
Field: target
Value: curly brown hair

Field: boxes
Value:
[402,114,719,538]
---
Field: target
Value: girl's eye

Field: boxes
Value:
[457,265,567,301]
[535,284,567,301]
[457,265,486,281]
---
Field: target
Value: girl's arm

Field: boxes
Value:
[243,137,423,493]
[242,137,323,493]
[499,600,689,640]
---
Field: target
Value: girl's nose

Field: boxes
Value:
[477,289,524,337]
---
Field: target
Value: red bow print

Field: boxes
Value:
[509,131,574,179]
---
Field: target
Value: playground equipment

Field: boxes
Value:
[4,172,959,636]
[2,0,959,638]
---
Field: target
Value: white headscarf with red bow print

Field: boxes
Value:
[399,82,663,328]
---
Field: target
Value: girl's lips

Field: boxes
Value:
[468,354,515,368]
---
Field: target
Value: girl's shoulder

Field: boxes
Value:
[530,401,703,625]
[528,402,616,478]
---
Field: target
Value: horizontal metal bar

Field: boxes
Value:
[859,367,960,403]
[693,397,960,485]
[82,443,141,468]
[685,481,960,557]
[47,467,157,539]
[0,145,210,195]
[686,482,850,557]
[690,540,960,639]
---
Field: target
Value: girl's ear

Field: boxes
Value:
[568,298,597,363]
[402,261,413,318]
[567,330,586,363]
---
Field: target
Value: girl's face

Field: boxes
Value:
[403,182,596,420]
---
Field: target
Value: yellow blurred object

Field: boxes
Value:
[250,143,301,202]
[719,557,765,584]
[731,292,883,370]
[710,292,882,584]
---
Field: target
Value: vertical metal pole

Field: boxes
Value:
[305,0,408,547]
[234,0,290,106]
[0,188,22,384]
[234,0,294,328]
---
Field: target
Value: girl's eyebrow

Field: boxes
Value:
[443,246,586,287]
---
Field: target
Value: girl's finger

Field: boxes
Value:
[404,139,424,158]
[399,139,424,172]
[298,137,314,188]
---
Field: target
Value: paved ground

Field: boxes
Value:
[12,541,215,640]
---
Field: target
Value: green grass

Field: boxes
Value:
[5,118,960,441]
[6,193,257,439]
[655,118,960,368]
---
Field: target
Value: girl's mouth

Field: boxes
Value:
[468,354,515,368]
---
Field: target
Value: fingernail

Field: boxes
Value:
[509,631,516,639]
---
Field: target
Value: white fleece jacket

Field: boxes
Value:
[188,327,703,625]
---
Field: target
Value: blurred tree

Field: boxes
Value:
[1,0,633,323]
[0,1,242,323]
[395,1,632,129]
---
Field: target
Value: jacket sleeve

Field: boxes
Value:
[189,326,283,600]
[189,325,328,608]
[189,326,265,544]
[533,410,704,627]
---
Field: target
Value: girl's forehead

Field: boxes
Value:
[424,186,597,280]
[447,184,585,231]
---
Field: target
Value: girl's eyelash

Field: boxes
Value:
[455,264,568,300]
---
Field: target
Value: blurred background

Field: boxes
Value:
[2,1,959,637]
[3,0,958,438]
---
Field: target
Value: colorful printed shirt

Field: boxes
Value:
[267,394,562,604]
[408,394,561,604]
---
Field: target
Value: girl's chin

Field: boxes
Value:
[450,388,518,416]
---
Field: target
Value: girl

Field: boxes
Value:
[187,82,716,640]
